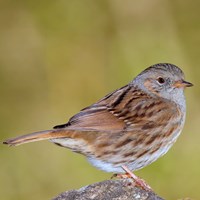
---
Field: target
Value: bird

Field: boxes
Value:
[3,63,193,190]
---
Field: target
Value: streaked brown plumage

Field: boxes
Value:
[3,63,193,190]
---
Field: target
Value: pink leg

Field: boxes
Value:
[121,165,152,191]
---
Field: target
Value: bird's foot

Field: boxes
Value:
[116,165,152,191]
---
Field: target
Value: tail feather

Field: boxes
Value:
[3,129,72,146]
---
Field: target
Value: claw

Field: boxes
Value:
[119,165,152,191]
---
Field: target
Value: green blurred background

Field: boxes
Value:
[0,0,200,199]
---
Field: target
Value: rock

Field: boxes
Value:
[53,179,164,200]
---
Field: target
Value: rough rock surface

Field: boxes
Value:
[53,179,164,200]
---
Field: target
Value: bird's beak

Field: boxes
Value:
[173,80,193,88]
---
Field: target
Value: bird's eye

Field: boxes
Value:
[157,77,165,84]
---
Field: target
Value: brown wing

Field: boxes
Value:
[54,84,179,133]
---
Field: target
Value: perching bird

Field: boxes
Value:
[3,63,193,190]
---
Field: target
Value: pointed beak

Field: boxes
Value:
[173,80,193,88]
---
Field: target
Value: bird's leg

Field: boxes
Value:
[121,165,152,191]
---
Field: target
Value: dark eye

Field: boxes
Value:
[157,77,165,84]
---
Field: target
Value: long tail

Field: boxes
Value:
[3,129,73,146]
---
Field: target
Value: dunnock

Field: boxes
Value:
[3,63,193,190]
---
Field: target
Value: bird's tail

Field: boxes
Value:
[3,129,74,146]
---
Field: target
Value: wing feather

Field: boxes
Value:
[54,84,179,133]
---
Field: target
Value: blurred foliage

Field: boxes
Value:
[0,0,200,199]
